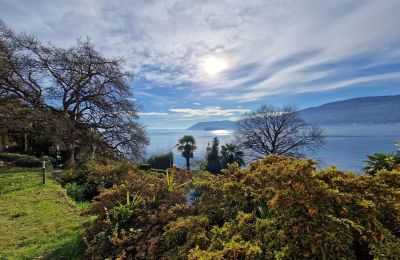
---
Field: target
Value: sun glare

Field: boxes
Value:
[203,56,228,75]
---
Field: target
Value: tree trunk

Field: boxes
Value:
[24,130,28,153]
[91,144,96,160]
[64,143,76,169]
[185,156,190,170]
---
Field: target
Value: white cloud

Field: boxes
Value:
[193,102,201,106]
[138,112,168,116]
[169,106,250,120]
[2,0,400,103]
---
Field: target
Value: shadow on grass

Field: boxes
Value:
[42,233,86,260]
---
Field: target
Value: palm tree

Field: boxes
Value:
[221,143,245,169]
[177,135,197,170]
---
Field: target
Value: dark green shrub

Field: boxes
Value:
[0,152,27,162]
[40,155,56,167]
[66,183,86,201]
[364,152,400,175]
[147,152,173,170]
[139,163,151,171]
[14,156,42,167]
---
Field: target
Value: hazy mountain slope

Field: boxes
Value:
[187,95,400,130]
[188,120,237,130]
[300,95,400,125]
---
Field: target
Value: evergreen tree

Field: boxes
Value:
[205,137,221,174]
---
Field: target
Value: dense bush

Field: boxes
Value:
[364,152,400,175]
[66,182,87,202]
[59,158,139,201]
[14,156,42,167]
[84,156,400,259]
[0,152,27,162]
[147,152,173,170]
[84,167,192,258]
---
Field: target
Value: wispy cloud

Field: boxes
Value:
[169,107,250,120]
[138,112,168,116]
[2,0,400,128]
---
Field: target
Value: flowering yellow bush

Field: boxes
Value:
[84,155,400,259]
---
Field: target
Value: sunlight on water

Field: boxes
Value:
[147,124,400,172]
[208,130,233,136]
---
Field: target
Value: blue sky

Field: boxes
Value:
[1,0,400,129]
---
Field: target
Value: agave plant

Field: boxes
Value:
[257,204,274,219]
[165,167,188,192]
[109,191,142,224]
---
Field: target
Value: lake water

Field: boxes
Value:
[146,124,400,173]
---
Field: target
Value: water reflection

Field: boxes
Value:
[208,130,233,136]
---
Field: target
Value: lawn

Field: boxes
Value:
[0,166,89,259]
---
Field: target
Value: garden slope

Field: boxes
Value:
[0,167,88,259]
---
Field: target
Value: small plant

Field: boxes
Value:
[40,155,56,166]
[165,167,187,192]
[109,191,142,225]
[257,204,274,219]
[165,168,175,192]
[66,182,86,201]
[125,191,142,208]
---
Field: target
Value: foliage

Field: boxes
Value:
[84,155,400,259]
[178,135,197,170]
[0,152,27,162]
[66,182,88,202]
[14,156,42,167]
[220,142,245,169]
[85,158,138,189]
[205,137,221,174]
[58,158,138,201]
[84,167,192,259]
[0,167,89,259]
[235,105,324,159]
[364,152,400,175]
[0,23,148,168]
[147,152,173,170]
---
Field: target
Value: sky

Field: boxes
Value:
[1,0,400,129]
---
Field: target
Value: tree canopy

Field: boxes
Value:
[0,24,148,167]
[205,137,221,174]
[235,105,324,159]
[177,135,197,170]
[220,142,245,168]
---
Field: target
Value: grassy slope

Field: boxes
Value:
[0,167,89,259]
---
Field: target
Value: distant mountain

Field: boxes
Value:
[300,95,400,125]
[187,95,400,130]
[188,120,237,130]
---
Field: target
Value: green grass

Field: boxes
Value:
[0,166,89,259]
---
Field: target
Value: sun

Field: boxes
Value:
[202,56,228,75]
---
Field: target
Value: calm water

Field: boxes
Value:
[146,124,400,173]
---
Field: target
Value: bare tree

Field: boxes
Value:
[0,23,148,167]
[235,105,324,159]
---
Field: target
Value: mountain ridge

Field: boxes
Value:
[187,95,400,130]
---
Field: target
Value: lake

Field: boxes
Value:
[146,124,400,173]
